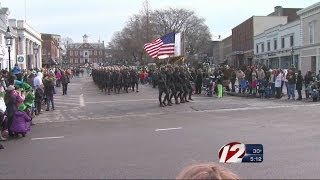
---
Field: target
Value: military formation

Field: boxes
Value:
[156,65,194,107]
[92,66,139,95]
[91,64,194,107]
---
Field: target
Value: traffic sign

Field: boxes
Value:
[17,55,25,64]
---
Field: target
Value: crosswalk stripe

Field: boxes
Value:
[53,102,80,106]
[54,99,80,102]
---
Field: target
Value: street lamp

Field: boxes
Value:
[33,45,39,70]
[4,26,13,71]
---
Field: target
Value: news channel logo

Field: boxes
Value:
[218,142,263,163]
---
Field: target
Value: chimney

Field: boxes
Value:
[274,6,283,16]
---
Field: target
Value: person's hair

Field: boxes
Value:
[176,163,239,180]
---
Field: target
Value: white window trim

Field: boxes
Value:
[309,21,315,44]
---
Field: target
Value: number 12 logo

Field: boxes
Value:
[218,142,246,163]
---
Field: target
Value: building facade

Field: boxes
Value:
[268,6,302,22]
[9,19,42,70]
[41,33,61,67]
[231,16,288,68]
[297,2,320,74]
[222,35,232,65]
[211,41,221,65]
[0,4,17,70]
[66,34,105,66]
[254,20,301,70]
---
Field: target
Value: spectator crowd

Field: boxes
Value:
[0,64,72,149]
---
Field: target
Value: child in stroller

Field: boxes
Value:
[239,79,248,94]
[308,80,319,102]
[206,76,216,97]
[258,80,266,98]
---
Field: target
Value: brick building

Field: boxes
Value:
[231,6,302,68]
[41,33,60,67]
[268,6,302,22]
[231,16,287,68]
[66,34,105,66]
[222,35,232,65]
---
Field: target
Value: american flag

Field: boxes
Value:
[144,32,175,59]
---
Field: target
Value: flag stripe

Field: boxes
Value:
[144,32,176,59]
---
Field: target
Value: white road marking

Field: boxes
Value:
[31,136,64,140]
[53,102,80,106]
[79,94,85,107]
[85,97,211,104]
[54,99,81,102]
[155,127,183,132]
[34,103,320,124]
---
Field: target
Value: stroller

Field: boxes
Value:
[307,81,319,102]
[239,80,248,94]
[205,76,216,97]
[258,80,267,98]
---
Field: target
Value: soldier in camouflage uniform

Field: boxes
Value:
[130,67,139,92]
[158,67,170,107]
[166,65,177,105]
[121,67,130,93]
[184,67,194,101]
[105,67,112,95]
[173,66,183,104]
[179,67,189,103]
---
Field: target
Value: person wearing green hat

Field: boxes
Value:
[10,103,31,137]
[24,93,35,108]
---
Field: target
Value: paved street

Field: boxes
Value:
[1,75,320,179]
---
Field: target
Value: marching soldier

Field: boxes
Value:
[173,66,183,104]
[105,67,112,95]
[166,65,176,105]
[130,67,139,92]
[179,67,189,103]
[122,67,130,93]
[185,68,194,101]
[158,67,169,107]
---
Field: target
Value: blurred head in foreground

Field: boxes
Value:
[176,163,239,180]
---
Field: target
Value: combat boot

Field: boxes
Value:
[160,103,165,107]
[175,99,180,104]
[180,99,185,103]
[168,101,173,106]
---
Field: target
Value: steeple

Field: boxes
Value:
[83,34,88,43]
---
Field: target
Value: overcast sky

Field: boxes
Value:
[2,0,318,44]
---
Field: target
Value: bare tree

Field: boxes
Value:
[108,4,212,65]
[61,37,74,46]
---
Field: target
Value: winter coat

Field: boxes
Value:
[10,111,31,133]
[35,88,44,102]
[287,73,297,85]
[56,71,62,80]
[275,73,283,88]
[61,74,70,85]
[257,69,265,80]
[296,74,303,90]
[196,74,203,84]
[236,70,245,81]
[4,91,17,117]
[44,80,55,96]
[33,72,43,89]
[304,74,313,86]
